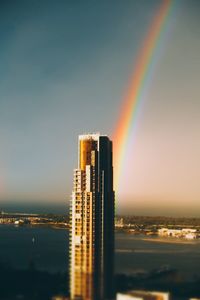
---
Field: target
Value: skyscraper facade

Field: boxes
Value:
[69,134,115,300]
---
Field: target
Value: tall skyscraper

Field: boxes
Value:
[69,134,115,300]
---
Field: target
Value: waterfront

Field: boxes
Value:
[0,225,200,279]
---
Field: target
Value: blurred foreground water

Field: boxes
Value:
[0,225,200,278]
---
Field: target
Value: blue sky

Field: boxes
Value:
[0,0,200,216]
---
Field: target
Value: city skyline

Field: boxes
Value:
[0,0,200,216]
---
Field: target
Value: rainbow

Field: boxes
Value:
[113,0,174,194]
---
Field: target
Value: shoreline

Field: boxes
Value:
[1,224,199,244]
[0,223,69,230]
[142,237,199,244]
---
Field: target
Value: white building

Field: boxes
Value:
[117,290,170,300]
[158,228,198,239]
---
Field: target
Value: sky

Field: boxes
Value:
[0,0,200,216]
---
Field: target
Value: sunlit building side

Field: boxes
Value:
[69,134,115,300]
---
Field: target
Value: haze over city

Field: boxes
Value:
[0,0,200,216]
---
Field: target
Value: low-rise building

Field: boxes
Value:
[115,218,124,228]
[158,228,198,239]
[117,290,170,300]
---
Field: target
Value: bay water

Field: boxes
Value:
[0,225,200,279]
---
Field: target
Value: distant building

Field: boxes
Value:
[51,296,69,300]
[117,290,170,300]
[14,219,24,225]
[69,134,115,300]
[158,228,198,239]
[115,217,124,228]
